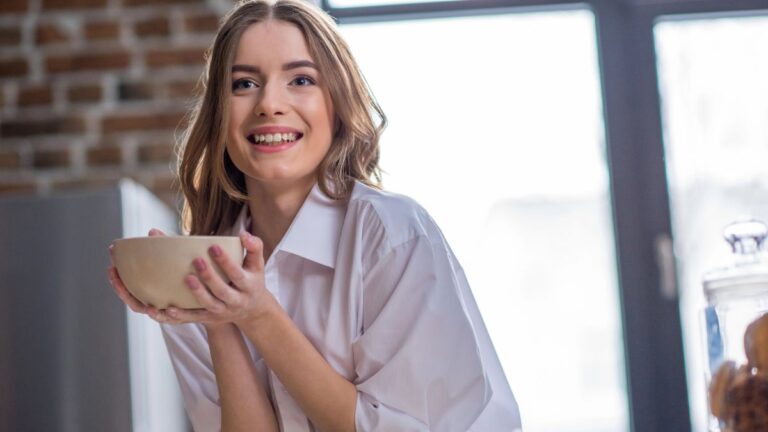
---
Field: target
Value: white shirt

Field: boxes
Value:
[160,181,522,431]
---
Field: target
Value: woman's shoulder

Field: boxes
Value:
[348,181,441,248]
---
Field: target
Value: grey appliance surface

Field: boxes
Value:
[0,179,187,432]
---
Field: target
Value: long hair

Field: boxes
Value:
[176,0,386,235]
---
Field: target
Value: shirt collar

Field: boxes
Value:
[231,182,346,269]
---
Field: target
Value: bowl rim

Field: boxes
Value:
[114,235,242,243]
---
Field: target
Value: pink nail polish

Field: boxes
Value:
[194,258,205,271]
[210,245,222,257]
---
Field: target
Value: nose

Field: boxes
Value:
[254,81,287,117]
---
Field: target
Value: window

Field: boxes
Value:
[655,14,768,432]
[340,9,629,431]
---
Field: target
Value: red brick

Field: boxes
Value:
[84,20,120,40]
[0,27,22,46]
[0,151,21,169]
[183,12,219,33]
[35,23,71,45]
[33,148,71,168]
[102,111,186,133]
[123,0,202,6]
[17,84,53,106]
[117,80,156,101]
[0,58,28,78]
[145,46,206,68]
[0,181,37,195]
[134,17,169,38]
[86,145,122,166]
[0,0,28,13]
[138,141,173,163]
[68,84,102,102]
[46,51,130,73]
[152,174,178,190]
[167,79,199,98]
[42,0,107,10]
[1,116,86,137]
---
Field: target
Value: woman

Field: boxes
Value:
[107,0,521,430]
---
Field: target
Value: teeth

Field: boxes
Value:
[249,132,299,146]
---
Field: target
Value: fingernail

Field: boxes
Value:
[210,245,222,257]
[193,258,205,271]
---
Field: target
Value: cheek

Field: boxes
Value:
[311,95,335,139]
[228,99,248,134]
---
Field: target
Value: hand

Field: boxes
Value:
[161,232,278,328]
[107,228,171,323]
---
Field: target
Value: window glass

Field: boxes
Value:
[340,10,629,431]
[655,15,768,432]
[329,0,460,8]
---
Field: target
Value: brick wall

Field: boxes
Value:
[0,0,235,208]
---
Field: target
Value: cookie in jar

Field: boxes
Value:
[709,313,768,432]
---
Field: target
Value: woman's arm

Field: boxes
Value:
[157,234,356,432]
[206,323,279,432]
[237,306,357,432]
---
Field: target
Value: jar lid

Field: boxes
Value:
[703,219,768,295]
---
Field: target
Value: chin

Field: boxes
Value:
[247,169,317,186]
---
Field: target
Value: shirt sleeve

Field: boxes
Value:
[159,322,222,432]
[352,235,493,432]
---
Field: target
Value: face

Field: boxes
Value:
[226,20,335,191]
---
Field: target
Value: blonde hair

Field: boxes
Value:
[176,0,386,235]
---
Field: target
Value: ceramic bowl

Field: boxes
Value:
[112,236,244,309]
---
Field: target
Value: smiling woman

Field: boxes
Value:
[106,1,522,431]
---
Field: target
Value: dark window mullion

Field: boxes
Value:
[635,0,768,17]
[593,1,690,431]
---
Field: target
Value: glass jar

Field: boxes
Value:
[702,219,768,432]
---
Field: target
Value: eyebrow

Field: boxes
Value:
[231,60,318,74]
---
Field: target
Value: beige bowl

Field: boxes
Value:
[112,236,244,309]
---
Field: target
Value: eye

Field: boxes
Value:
[291,75,316,86]
[232,79,257,91]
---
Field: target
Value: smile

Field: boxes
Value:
[247,132,302,146]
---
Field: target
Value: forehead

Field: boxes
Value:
[234,20,313,64]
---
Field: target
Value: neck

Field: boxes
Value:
[245,175,316,261]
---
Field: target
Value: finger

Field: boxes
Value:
[151,308,184,325]
[193,257,241,306]
[209,244,248,290]
[108,243,115,265]
[148,228,167,237]
[241,233,265,273]
[185,273,228,313]
[145,307,178,325]
[165,306,215,324]
[108,266,148,314]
